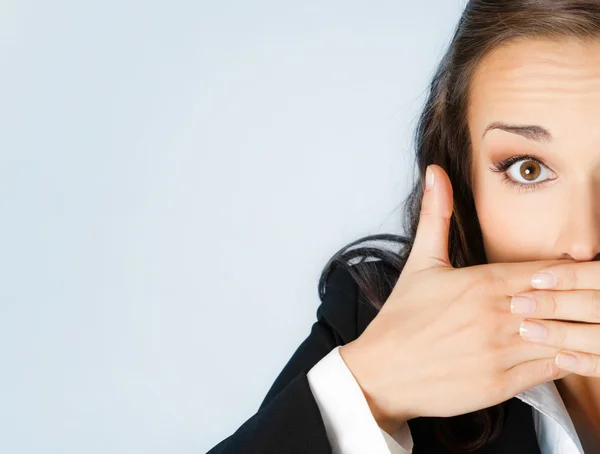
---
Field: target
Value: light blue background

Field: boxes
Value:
[0,1,466,452]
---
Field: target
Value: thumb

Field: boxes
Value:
[404,164,455,273]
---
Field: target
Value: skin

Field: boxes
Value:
[468,36,600,449]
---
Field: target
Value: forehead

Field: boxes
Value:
[467,37,600,144]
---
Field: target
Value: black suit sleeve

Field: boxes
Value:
[205,265,359,454]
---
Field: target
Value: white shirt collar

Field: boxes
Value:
[516,380,584,453]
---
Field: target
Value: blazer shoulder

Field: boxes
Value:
[317,260,396,345]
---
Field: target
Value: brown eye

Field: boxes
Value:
[505,157,551,186]
[519,160,541,181]
[489,154,555,192]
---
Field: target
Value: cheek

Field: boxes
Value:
[473,177,551,263]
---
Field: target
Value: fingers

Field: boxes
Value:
[529,260,600,291]
[506,287,600,378]
[555,350,600,377]
[482,258,576,297]
[518,319,600,356]
[403,164,454,273]
[501,339,561,369]
[510,342,600,378]
[504,357,571,399]
[509,289,600,323]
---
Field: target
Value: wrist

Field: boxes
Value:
[338,342,406,434]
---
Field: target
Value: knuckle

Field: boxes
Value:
[491,344,514,367]
[479,314,510,350]
[580,353,599,376]
[537,291,557,317]
[563,266,578,290]
[555,324,568,347]
[504,333,524,352]
[588,292,600,322]
[481,311,502,333]
[489,269,508,299]
[481,333,502,351]
[461,283,491,315]
[541,358,561,380]
[547,292,558,317]
[474,265,498,294]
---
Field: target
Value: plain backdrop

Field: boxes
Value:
[0,1,467,453]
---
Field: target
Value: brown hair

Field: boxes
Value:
[318,1,600,451]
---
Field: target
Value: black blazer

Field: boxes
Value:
[206,261,542,454]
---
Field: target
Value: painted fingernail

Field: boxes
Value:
[511,295,536,314]
[520,320,547,340]
[556,353,579,370]
[531,272,557,289]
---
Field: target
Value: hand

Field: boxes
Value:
[338,164,575,434]
[509,263,600,377]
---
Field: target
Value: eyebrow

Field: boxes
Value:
[482,122,553,143]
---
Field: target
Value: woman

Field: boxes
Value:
[207,1,600,452]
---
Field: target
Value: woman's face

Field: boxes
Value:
[468,37,600,265]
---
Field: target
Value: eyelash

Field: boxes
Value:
[488,154,553,193]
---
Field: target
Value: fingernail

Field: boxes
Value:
[511,295,536,314]
[556,353,579,370]
[520,320,547,340]
[531,272,557,289]
[426,166,434,190]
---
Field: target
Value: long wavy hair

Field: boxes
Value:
[317,1,600,452]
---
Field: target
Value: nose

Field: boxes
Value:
[555,184,600,261]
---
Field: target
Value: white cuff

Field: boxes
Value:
[307,346,413,454]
